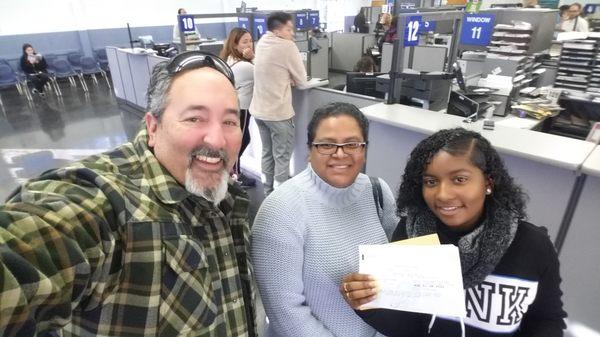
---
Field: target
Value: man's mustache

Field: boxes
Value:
[189,147,229,167]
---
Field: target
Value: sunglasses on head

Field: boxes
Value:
[166,51,235,85]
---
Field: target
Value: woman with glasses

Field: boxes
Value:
[221,28,256,187]
[251,102,399,337]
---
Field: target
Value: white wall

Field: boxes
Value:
[0,0,371,36]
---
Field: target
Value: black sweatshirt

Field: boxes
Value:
[357,220,567,337]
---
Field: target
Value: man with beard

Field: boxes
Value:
[0,52,256,337]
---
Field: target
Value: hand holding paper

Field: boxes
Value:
[357,243,466,318]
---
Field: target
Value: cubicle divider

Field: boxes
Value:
[558,148,600,333]
[330,32,377,72]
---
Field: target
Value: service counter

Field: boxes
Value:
[558,146,600,333]
[106,47,167,110]
[361,102,596,241]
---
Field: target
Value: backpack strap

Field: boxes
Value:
[369,176,384,223]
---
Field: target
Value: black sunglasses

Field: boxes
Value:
[166,51,235,85]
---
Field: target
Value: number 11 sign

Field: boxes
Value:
[404,16,422,46]
[460,14,495,46]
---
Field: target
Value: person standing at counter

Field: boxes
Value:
[250,11,309,195]
[559,3,589,32]
[377,16,398,54]
[341,128,567,336]
[20,43,50,97]
[353,8,369,33]
[173,8,202,44]
[221,27,256,187]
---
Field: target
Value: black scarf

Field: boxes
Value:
[405,205,518,289]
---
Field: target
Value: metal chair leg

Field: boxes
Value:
[53,77,63,96]
[21,82,33,102]
[79,74,89,92]
[102,71,112,89]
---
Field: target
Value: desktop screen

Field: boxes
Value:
[346,72,386,99]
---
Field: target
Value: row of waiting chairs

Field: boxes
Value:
[0,50,111,106]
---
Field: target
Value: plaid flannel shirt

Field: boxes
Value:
[0,126,256,337]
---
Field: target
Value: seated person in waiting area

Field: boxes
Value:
[20,43,50,96]
[0,52,256,336]
[251,102,399,337]
[341,128,567,337]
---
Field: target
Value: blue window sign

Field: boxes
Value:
[238,17,249,30]
[584,4,598,15]
[254,16,267,38]
[460,14,495,46]
[296,13,307,30]
[309,11,320,28]
[404,16,422,46]
[179,15,196,32]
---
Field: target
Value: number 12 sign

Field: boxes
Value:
[460,14,495,46]
[404,16,422,46]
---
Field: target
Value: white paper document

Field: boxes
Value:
[358,244,466,317]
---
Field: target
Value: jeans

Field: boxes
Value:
[233,109,252,175]
[255,118,294,195]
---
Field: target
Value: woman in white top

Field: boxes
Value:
[221,28,256,187]
[558,3,589,32]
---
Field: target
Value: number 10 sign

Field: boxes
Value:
[460,14,495,46]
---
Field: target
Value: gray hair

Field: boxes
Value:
[146,61,174,121]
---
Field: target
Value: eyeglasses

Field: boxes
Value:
[312,142,367,155]
[166,51,235,85]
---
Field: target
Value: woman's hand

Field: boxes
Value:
[242,47,254,60]
[340,273,379,310]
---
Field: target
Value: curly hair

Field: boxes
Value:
[396,128,527,220]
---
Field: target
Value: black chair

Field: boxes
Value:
[94,48,110,72]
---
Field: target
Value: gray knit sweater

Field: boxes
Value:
[251,166,399,337]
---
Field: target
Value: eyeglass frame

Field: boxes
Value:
[166,51,235,86]
[311,142,368,155]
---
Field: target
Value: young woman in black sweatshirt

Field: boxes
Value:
[341,128,566,337]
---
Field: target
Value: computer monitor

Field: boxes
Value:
[346,72,386,99]
[138,35,154,49]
